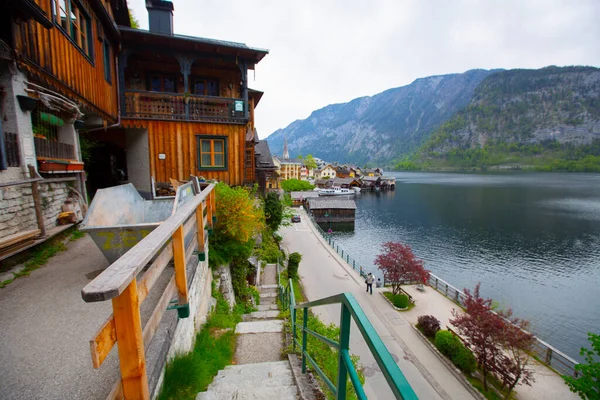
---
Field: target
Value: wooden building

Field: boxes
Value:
[0,0,126,250]
[332,177,361,189]
[307,197,356,223]
[255,140,278,194]
[290,190,319,207]
[87,0,268,197]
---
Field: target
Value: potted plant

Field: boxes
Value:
[183,92,191,104]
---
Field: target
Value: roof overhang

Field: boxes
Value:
[119,27,269,68]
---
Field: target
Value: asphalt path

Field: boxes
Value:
[280,208,477,400]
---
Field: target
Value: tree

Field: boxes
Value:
[210,183,265,266]
[128,9,140,29]
[281,178,314,192]
[304,154,318,170]
[264,192,283,231]
[563,333,600,399]
[374,242,430,295]
[450,283,504,391]
[288,252,302,279]
[497,310,535,398]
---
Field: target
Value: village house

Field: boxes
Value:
[274,156,302,180]
[0,0,127,255]
[254,140,278,193]
[332,177,361,189]
[86,0,269,198]
[313,163,336,180]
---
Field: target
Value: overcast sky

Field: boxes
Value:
[127,0,600,137]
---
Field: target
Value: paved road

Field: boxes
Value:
[281,208,477,400]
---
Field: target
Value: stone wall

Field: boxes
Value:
[0,180,73,238]
[213,264,236,310]
[166,256,214,359]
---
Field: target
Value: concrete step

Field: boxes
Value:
[260,292,278,298]
[223,360,290,372]
[261,297,277,305]
[261,284,278,290]
[235,320,283,334]
[242,310,280,321]
[196,384,297,400]
[197,361,297,400]
[257,304,279,311]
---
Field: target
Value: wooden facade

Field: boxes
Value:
[122,119,249,185]
[11,0,124,122]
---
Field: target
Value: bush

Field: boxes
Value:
[452,346,477,374]
[288,252,302,279]
[435,330,463,359]
[417,315,441,338]
[392,294,409,309]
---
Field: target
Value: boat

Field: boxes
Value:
[318,187,354,196]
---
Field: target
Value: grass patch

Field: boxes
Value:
[69,228,85,241]
[282,274,364,400]
[158,285,244,400]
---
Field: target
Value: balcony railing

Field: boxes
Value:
[124,91,247,124]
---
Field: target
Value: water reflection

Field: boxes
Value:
[331,172,600,361]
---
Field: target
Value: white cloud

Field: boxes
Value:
[127,0,600,137]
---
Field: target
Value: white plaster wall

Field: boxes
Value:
[125,129,151,197]
[1,68,36,174]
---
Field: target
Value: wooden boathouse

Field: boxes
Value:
[307,198,356,223]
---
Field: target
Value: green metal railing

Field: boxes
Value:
[306,211,368,279]
[279,278,418,400]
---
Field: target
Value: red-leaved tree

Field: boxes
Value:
[374,242,430,295]
[450,283,505,391]
[497,310,536,398]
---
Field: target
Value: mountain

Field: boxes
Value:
[414,66,600,171]
[266,69,497,165]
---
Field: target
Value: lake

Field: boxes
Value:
[328,171,600,361]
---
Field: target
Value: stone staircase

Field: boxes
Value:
[197,264,299,400]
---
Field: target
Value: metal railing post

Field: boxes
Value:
[336,303,351,400]
[292,305,296,351]
[302,307,308,373]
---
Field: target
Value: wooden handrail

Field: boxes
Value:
[81,184,214,303]
[82,183,214,400]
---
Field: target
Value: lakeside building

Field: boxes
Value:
[86,0,268,198]
[307,197,356,224]
[0,0,127,256]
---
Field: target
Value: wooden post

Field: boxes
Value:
[111,280,149,400]
[210,189,216,222]
[195,203,205,254]
[206,196,213,228]
[172,225,189,306]
[28,165,46,238]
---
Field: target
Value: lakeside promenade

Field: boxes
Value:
[281,207,578,400]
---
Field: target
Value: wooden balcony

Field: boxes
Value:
[124,91,247,124]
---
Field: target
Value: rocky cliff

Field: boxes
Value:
[416,66,600,170]
[266,69,497,165]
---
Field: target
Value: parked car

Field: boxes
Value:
[292,215,301,223]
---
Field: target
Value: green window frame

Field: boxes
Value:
[196,136,228,171]
[52,0,94,60]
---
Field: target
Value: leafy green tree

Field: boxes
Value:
[304,154,318,170]
[129,9,140,28]
[281,178,314,192]
[563,333,600,399]
[264,192,283,231]
[288,252,302,279]
[210,183,265,267]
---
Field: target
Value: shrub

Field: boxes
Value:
[417,315,441,338]
[452,346,477,374]
[435,330,463,359]
[288,252,302,279]
[392,294,409,309]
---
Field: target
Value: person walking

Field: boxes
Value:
[365,273,375,295]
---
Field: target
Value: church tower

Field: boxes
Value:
[283,136,290,159]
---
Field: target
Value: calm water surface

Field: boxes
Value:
[329,172,600,361]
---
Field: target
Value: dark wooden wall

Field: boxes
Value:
[121,119,249,185]
[13,0,119,121]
